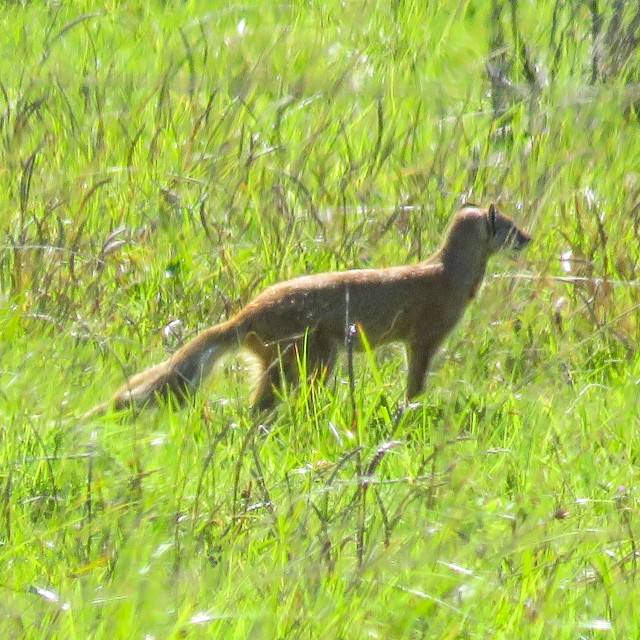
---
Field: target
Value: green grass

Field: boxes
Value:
[1,0,640,637]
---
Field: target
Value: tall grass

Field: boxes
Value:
[1,0,639,637]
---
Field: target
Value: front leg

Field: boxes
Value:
[406,341,438,400]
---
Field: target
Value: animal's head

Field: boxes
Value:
[439,203,531,266]
[485,203,531,253]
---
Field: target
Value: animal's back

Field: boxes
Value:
[238,263,449,346]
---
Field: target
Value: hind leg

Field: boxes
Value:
[250,356,289,414]
[296,332,339,409]
[243,334,280,413]
[245,333,301,414]
[278,331,338,406]
[246,331,339,413]
[250,366,279,414]
[303,331,338,384]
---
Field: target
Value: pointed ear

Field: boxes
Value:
[488,203,497,234]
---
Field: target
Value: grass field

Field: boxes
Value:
[1,0,640,637]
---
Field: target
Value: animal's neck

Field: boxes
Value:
[436,232,490,299]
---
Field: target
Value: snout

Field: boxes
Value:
[510,230,531,251]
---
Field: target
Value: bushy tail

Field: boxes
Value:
[82,319,245,420]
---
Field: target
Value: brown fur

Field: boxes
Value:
[83,203,530,418]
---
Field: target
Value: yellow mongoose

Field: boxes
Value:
[85,203,530,418]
